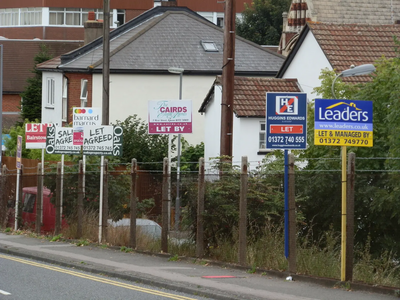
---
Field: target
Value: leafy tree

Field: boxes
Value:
[182,158,284,248]
[4,119,64,161]
[114,115,174,169]
[298,48,400,257]
[20,45,52,122]
[236,0,292,45]
[176,140,204,172]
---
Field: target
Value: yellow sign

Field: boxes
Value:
[315,130,373,147]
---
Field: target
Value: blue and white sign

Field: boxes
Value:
[1,134,10,151]
[266,92,307,149]
[314,99,373,147]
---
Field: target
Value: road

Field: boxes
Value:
[0,254,210,300]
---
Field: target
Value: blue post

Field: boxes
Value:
[284,149,289,258]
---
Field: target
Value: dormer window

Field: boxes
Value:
[201,40,219,52]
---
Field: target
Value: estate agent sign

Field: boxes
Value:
[314,99,373,147]
[46,126,81,155]
[73,107,102,145]
[82,125,123,156]
[148,100,192,134]
[25,123,53,149]
[266,92,307,149]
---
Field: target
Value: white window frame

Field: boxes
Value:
[80,79,88,107]
[62,77,68,121]
[46,78,55,107]
[259,121,266,150]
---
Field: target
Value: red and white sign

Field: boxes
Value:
[148,100,192,134]
[270,125,303,134]
[25,123,53,149]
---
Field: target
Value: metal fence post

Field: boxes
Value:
[196,158,205,258]
[238,156,248,266]
[130,158,138,249]
[77,160,84,238]
[103,159,109,242]
[288,153,297,274]
[346,152,355,281]
[162,157,169,253]
[55,162,61,235]
[0,165,6,226]
[36,163,42,235]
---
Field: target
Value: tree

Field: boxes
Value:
[297,47,400,257]
[114,115,175,169]
[4,119,64,161]
[236,0,292,45]
[20,45,52,122]
[176,140,204,172]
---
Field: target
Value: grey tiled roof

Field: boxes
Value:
[59,10,284,74]
[311,0,400,24]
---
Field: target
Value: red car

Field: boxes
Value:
[7,187,66,233]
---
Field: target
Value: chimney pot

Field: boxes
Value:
[88,11,95,21]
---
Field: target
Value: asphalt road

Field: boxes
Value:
[0,254,211,300]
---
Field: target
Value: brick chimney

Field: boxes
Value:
[162,0,177,7]
[84,11,103,45]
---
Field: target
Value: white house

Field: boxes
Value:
[277,22,400,99]
[199,76,302,168]
[38,6,285,147]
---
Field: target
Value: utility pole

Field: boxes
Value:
[0,45,3,173]
[99,0,110,244]
[102,0,110,126]
[220,0,236,158]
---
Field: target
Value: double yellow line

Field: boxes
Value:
[0,254,197,300]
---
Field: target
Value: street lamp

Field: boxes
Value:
[331,63,375,282]
[331,64,376,98]
[168,67,184,231]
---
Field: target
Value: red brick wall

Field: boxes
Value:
[0,27,84,40]
[0,27,45,40]
[64,73,93,125]
[3,94,21,112]
[125,9,147,21]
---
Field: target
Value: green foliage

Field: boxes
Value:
[4,120,64,161]
[183,158,284,249]
[120,246,133,253]
[20,44,52,122]
[236,0,292,45]
[168,254,179,261]
[114,115,174,169]
[50,234,63,242]
[76,239,90,246]
[176,140,204,171]
[297,44,400,257]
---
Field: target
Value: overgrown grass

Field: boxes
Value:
[297,227,341,278]
[354,237,400,287]
[8,212,399,288]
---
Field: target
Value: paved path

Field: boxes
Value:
[0,232,397,300]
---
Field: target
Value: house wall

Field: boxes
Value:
[203,85,269,171]
[233,117,268,167]
[282,31,331,100]
[3,94,20,112]
[92,74,216,147]
[203,85,222,169]
[42,71,63,126]
[64,73,93,124]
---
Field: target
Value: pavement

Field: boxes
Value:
[0,231,399,300]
